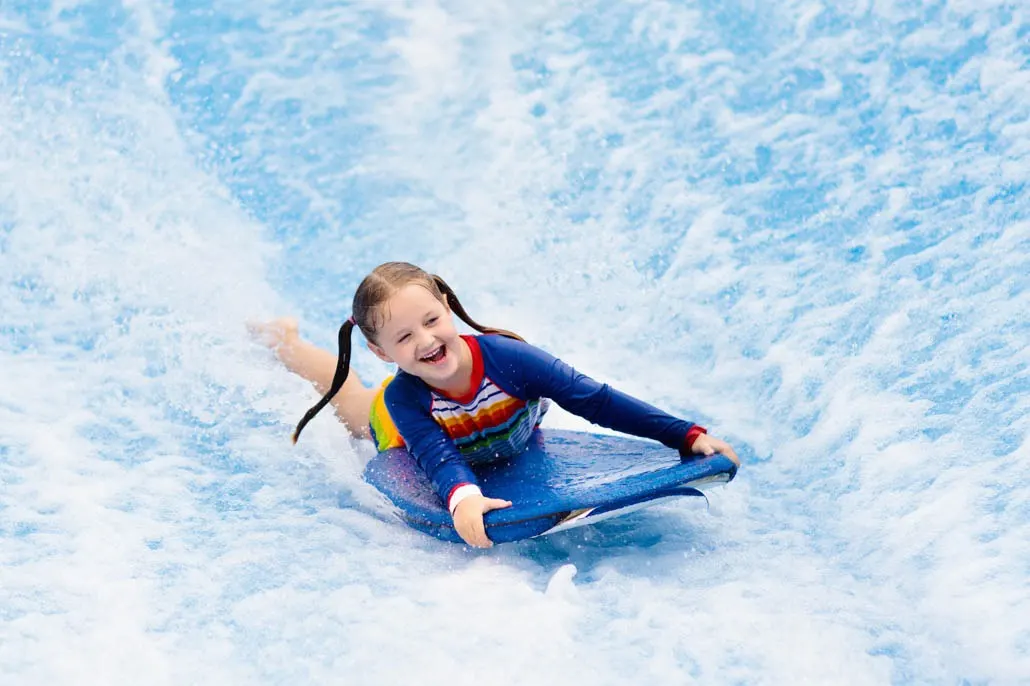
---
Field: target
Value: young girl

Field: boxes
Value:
[254,262,739,548]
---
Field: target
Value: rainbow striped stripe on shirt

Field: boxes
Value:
[369,375,546,462]
[430,381,545,464]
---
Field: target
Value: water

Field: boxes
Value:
[1,1,1027,684]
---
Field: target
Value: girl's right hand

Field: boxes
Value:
[452,494,512,548]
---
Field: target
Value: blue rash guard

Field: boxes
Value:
[370,334,706,514]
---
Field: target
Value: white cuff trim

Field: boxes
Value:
[448,484,483,515]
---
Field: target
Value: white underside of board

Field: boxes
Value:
[536,472,731,537]
[540,494,703,536]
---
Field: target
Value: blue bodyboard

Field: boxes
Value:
[362,429,737,544]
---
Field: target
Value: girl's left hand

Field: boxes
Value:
[691,434,741,466]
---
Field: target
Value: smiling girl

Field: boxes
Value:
[253,262,739,548]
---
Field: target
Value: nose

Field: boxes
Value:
[413,326,435,350]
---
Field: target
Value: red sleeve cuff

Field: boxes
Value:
[681,425,708,456]
[446,483,481,514]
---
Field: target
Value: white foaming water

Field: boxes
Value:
[2,1,1028,685]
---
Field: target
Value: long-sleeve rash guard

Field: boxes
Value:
[372,334,705,513]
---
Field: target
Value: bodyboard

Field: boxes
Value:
[362,429,737,544]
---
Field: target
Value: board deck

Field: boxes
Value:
[362,429,738,544]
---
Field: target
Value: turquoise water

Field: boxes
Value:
[1,1,1028,684]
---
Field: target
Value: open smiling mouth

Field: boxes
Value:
[419,346,447,364]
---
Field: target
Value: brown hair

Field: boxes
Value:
[292,262,523,443]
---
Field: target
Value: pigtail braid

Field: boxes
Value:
[432,275,525,342]
[292,320,355,443]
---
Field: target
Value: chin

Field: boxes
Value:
[429,362,459,380]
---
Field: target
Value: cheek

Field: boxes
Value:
[372,339,402,361]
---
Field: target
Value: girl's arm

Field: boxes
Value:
[481,336,707,456]
[384,376,512,547]
[383,375,482,513]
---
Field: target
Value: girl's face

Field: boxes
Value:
[367,283,470,390]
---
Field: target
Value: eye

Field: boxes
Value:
[427,316,438,325]
[398,333,411,343]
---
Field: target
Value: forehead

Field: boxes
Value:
[377,283,443,332]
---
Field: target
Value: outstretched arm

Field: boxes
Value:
[484,336,740,465]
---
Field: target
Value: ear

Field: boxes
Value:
[367,340,394,364]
